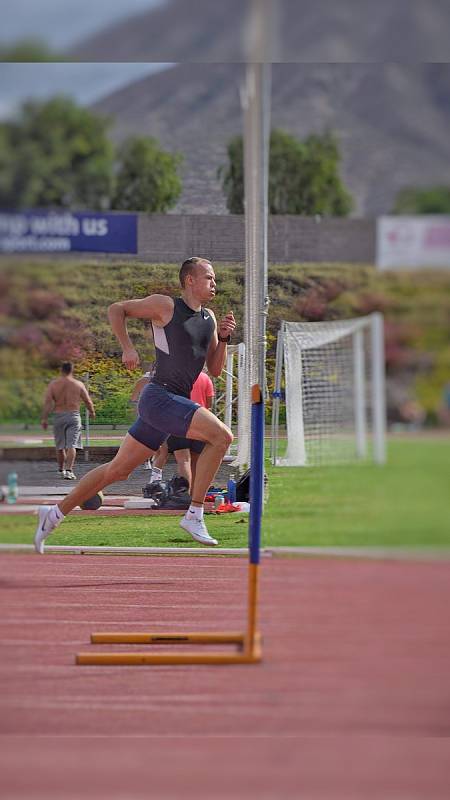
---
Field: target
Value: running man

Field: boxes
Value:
[35,257,235,552]
[41,362,95,480]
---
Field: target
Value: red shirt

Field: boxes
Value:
[190,372,215,408]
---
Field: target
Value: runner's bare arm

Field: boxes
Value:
[108,295,174,370]
[80,384,95,417]
[41,384,55,429]
[206,310,236,377]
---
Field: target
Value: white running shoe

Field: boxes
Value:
[34,505,56,554]
[59,469,67,479]
[64,470,77,480]
[179,515,218,546]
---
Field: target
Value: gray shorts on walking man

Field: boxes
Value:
[53,412,83,450]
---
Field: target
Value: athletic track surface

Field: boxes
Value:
[1,552,450,799]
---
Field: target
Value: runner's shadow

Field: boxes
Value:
[167,537,204,546]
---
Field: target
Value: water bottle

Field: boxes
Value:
[7,472,18,505]
[227,478,236,504]
[214,494,225,509]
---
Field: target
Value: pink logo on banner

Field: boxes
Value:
[424,225,450,248]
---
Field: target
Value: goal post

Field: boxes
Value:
[213,342,249,464]
[272,313,387,467]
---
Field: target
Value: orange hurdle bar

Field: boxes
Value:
[90,631,245,646]
[76,633,262,666]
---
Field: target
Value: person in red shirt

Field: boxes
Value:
[150,370,215,489]
[190,370,215,409]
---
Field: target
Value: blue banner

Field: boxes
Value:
[0,211,137,254]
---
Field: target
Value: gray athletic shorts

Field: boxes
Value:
[53,412,83,450]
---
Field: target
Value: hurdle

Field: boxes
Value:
[76,384,264,666]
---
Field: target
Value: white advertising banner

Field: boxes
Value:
[377,215,450,270]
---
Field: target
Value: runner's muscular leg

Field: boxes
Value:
[58,434,155,516]
[185,408,233,505]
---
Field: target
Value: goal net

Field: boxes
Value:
[213,343,249,466]
[271,313,386,467]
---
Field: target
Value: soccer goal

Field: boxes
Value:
[271,313,386,467]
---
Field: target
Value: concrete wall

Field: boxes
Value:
[137,214,375,264]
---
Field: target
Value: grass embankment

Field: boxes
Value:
[2,258,450,423]
[1,439,448,550]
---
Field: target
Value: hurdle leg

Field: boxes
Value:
[76,637,262,666]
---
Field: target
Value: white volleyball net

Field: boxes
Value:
[271,313,386,467]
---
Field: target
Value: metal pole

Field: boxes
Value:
[271,327,284,464]
[225,350,234,431]
[370,313,387,464]
[236,343,247,467]
[84,372,90,462]
[244,0,274,658]
[353,328,367,459]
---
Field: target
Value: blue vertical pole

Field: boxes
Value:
[249,387,264,565]
[246,385,264,655]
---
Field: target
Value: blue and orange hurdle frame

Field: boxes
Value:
[76,384,264,666]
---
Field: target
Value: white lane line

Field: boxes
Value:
[1,543,449,560]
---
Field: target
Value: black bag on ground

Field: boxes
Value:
[236,469,250,502]
[144,475,191,510]
[169,475,190,495]
[235,469,268,503]
[142,480,168,504]
[159,475,191,510]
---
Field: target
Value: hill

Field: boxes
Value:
[91,62,450,216]
[70,0,450,63]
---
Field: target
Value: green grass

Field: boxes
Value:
[0,438,124,448]
[0,438,449,550]
[265,437,450,548]
[0,511,250,549]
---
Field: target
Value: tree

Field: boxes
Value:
[0,39,63,61]
[0,97,114,210]
[219,128,353,216]
[393,186,450,214]
[112,136,182,212]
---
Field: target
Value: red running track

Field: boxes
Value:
[1,553,450,798]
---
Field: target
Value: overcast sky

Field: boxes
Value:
[0,0,166,49]
[0,0,170,118]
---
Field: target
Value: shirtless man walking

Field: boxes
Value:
[35,257,235,552]
[41,362,95,480]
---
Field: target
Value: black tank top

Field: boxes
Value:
[151,298,215,397]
